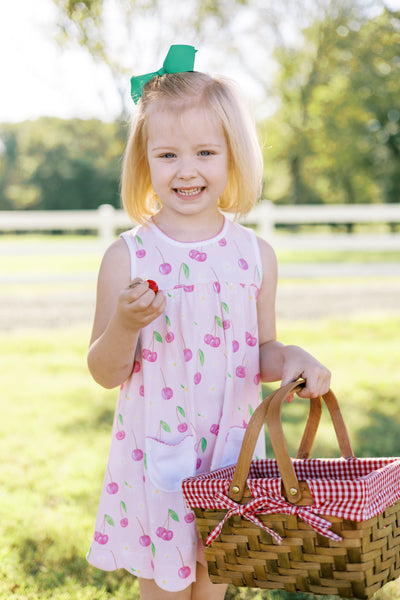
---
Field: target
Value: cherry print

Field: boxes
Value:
[189,249,207,262]
[161,369,173,399]
[181,334,193,362]
[213,281,221,293]
[233,240,249,270]
[245,331,257,347]
[94,531,109,545]
[184,512,195,524]
[210,424,219,435]
[222,319,231,330]
[134,234,146,258]
[120,501,128,528]
[194,372,201,385]
[165,331,174,343]
[137,517,151,547]
[106,467,119,494]
[131,429,144,461]
[183,348,193,361]
[157,509,179,541]
[177,546,191,579]
[106,482,118,494]
[218,237,227,246]
[254,373,261,385]
[159,262,172,274]
[236,366,246,378]
[156,247,172,275]
[176,406,188,432]
[116,413,125,440]
[133,360,141,373]
[232,340,240,353]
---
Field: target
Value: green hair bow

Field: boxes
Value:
[130,44,197,104]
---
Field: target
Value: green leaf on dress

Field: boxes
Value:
[177,406,186,417]
[183,263,190,279]
[154,331,163,343]
[105,514,114,527]
[161,420,171,432]
[222,302,229,313]
[198,349,204,366]
[215,316,223,327]
[169,509,179,522]
[201,437,207,453]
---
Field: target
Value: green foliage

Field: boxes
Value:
[0,118,126,211]
[262,6,400,205]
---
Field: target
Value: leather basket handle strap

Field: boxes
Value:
[228,380,314,501]
[228,380,354,503]
[266,383,354,503]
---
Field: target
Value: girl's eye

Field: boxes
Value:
[199,150,212,156]
[161,152,176,159]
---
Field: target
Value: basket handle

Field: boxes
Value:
[228,380,354,503]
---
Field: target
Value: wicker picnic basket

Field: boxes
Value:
[182,380,400,598]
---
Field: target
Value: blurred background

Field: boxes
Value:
[1,1,400,599]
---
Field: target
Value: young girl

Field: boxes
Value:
[86,45,331,600]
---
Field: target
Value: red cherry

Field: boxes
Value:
[147,279,158,293]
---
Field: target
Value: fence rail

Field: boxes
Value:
[1,202,400,250]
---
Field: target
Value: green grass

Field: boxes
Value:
[1,316,400,599]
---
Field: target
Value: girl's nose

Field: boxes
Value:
[177,158,197,179]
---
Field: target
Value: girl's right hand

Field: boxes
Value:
[114,278,167,333]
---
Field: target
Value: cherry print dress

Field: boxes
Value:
[87,217,266,592]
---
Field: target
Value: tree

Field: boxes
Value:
[0,118,125,211]
[261,4,400,205]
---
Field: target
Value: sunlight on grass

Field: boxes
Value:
[1,318,400,599]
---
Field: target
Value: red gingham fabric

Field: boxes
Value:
[182,457,400,545]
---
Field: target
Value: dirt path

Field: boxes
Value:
[1,279,399,331]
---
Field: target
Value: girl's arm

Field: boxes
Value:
[256,236,331,398]
[87,238,166,389]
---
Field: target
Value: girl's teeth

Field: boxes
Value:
[176,188,202,196]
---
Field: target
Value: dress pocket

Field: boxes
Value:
[145,435,196,492]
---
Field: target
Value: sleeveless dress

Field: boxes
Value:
[87,217,266,592]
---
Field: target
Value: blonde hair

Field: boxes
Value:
[121,71,263,223]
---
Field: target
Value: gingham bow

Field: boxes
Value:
[205,492,343,546]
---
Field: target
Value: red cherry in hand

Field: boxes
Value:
[147,279,158,293]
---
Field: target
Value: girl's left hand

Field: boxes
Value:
[280,345,331,400]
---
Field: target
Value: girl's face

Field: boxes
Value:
[146,102,229,226]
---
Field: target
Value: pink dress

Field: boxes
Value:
[87,217,266,591]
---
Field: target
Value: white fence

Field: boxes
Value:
[1,202,400,251]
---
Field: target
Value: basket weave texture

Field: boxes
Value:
[182,382,400,598]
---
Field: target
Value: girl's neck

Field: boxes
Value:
[152,210,225,243]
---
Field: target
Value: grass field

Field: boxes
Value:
[1,315,400,600]
[1,235,400,599]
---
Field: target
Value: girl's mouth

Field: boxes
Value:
[174,187,205,198]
